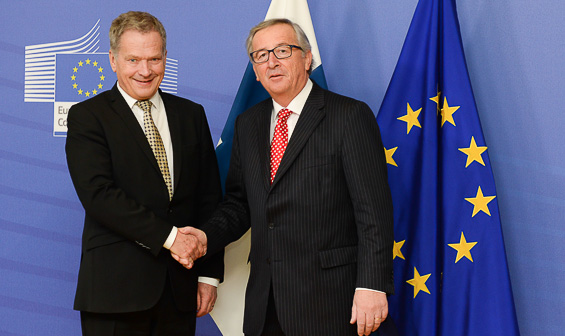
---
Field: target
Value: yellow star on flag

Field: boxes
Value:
[92,89,98,95]
[459,136,487,167]
[100,75,105,81]
[406,267,431,298]
[93,61,98,67]
[72,83,78,89]
[384,147,398,167]
[429,90,441,115]
[448,232,477,263]
[78,89,83,95]
[71,75,76,81]
[397,103,422,134]
[465,186,496,217]
[393,240,405,260]
[85,59,91,65]
[98,67,104,73]
[440,97,460,127]
[78,61,83,67]
[85,91,90,97]
[98,83,103,89]
[73,67,78,73]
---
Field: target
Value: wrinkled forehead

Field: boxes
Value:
[252,24,298,50]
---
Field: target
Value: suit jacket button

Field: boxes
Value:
[268,222,275,229]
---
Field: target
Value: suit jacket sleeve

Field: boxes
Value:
[201,115,252,255]
[342,101,395,294]
[190,105,224,280]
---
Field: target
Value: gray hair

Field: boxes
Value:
[109,11,167,55]
[246,18,314,74]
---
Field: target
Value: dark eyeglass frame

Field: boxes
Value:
[249,45,303,64]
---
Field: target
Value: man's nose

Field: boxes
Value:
[267,51,280,68]
[138,60,151,76]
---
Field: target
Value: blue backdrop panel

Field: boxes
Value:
[1,1,564,335]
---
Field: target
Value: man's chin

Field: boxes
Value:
[263,80,288,92]
[132,85,159,99]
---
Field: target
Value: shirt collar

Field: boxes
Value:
[272,79,313,119]
[117,83,162,111]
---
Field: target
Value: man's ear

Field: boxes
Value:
[108,50,117,72]
[305,50,313,72]
[252,65,260,82]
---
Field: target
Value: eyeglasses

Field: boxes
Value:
[249,45,303,64]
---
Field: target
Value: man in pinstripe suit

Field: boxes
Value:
[182,19,394,336]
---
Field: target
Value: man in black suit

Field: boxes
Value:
[65,11,222,335]
[183,19,394,336]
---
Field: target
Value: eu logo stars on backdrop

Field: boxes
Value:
[53,53,115,136]
[59,55,107,100]
[376,0,520,335]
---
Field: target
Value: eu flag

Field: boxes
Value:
[376,0,520,335]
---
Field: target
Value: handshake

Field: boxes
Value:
[169,227,207,269]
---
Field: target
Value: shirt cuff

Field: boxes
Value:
[356,287,385,294]
[163,226,178,249]
[198,277,220,287]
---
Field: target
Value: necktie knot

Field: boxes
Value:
[136,100,152,113]
[278,108,292,122]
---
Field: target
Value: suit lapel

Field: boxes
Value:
[108,84,161,174]
[161,92,183,194]
[271,84,326,188]
[256,100,274,191]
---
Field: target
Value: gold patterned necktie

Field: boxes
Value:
[136,100,173,200]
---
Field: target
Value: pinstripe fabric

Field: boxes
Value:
[204,83,394,336]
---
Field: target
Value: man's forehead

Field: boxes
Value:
[253,24,297,48]
[117,31,164,52]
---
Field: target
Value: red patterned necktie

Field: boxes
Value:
[270,108,293,184]
[136,100,173,200]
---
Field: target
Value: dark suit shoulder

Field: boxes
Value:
[306,85,376,126]
[160,91,202,109]
[160,91,208,126]
[321,87,370,110]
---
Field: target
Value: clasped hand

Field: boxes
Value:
[170,227,207,269]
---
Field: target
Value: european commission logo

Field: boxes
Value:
[57,54,110,101]
[24,20,179,137]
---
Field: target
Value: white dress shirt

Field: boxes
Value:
[270,79,313,141]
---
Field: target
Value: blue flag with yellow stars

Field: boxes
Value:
[376,0,520,335]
